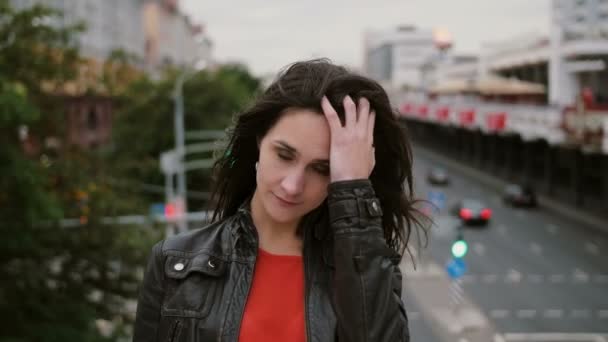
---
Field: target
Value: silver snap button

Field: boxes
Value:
[174,262,184,271]
[208,260,216,268]
[371,201,379,211]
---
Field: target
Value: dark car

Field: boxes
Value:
[452,199,492,226]
[503,184,537,207]
[427,167,449,186]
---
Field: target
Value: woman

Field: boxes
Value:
[133,59,423,342]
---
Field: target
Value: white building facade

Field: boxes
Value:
[10,0,212,71]
[364,26,440,90]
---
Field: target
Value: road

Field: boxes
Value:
[411,150,608,338]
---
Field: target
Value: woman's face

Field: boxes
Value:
[254,108,331,225]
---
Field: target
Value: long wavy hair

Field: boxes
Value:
[210,59,425,256]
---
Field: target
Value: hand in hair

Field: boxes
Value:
[321,95,376,183]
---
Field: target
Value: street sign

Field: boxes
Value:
[428,190,446,210]
[150,203,165,217]
[160,150,180,174]
[446,257,467,279]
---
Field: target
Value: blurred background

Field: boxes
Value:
[1,0,607,341]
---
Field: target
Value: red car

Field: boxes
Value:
[452,199,492,226]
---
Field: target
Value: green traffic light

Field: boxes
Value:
[451,239,468,258]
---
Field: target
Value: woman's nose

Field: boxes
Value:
[281,169,305,196]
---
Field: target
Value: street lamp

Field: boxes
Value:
[172,59,207,233]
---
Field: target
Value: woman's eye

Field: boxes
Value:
[314,165,330,176]
[278,152,292,161]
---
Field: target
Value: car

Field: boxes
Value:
[427,167,449,186]
[503,183,537,207]
[452,199,492,226]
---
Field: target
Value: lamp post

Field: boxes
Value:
[172,60,207,233]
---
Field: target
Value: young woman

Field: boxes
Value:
[133,59,423,342]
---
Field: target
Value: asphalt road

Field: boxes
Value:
[412,150,608,337]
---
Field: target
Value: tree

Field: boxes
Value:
[110,64,262,210]
[1,2,162,340]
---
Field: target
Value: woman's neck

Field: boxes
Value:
[250,190,303,256]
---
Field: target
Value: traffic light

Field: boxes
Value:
[164,202,177,220]
[451,233,468,258]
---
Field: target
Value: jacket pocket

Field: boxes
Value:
[162,252,228,318]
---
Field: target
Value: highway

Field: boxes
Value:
[406,149,608,339]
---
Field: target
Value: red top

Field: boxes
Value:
[238,248,306,342]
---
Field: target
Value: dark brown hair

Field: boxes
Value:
[210,59,425,256]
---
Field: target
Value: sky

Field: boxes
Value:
[180,0,551,76]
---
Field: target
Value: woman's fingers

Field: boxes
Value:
[368,110,376,145]
[321,96,341,132]
[357,97,370,134]
[343,95,357,128]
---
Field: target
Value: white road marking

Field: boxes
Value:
[530,242,543,255]
[501,332,608,341]
[584,242,600,255]
[505,269,522,283]
[543,309,563,319]
[570,309,591,319]
[573,269,590,284]
[546,224,559,234]
[490,309,510,319]
[516,309,536,319]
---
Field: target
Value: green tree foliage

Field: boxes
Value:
[1,2,162,340]
[111,64,261,209]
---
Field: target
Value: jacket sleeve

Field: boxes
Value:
[328,179,409,342]
[133,240,165,342]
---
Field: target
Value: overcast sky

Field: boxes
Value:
[180,0,550,76]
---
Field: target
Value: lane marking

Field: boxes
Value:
[546,224,559,235]
[505,269,522,283]
[516,309,536,319]
[530,242,543,255]
[585,242,600,256]
[490,309,510,319]
[573,269,590,284]
[500,332,607,341]
[544,309,563,319]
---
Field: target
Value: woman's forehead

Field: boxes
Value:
[265,109,330,159]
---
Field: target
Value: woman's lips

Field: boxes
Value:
[273,193,299,206]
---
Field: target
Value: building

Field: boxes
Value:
[364,25,447,90]
[477,0,608,107]
[9,0,213,149]
[10,0,212,71]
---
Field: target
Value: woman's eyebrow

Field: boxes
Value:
[274,140,297,154]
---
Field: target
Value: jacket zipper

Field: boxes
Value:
[234,229,258,341]
[167,319,182,342]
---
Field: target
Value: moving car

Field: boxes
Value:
[452,199,492,226]
[427,167,449,186]
[503,183,537,207]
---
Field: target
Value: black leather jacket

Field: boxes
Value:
[133,180,409,341]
